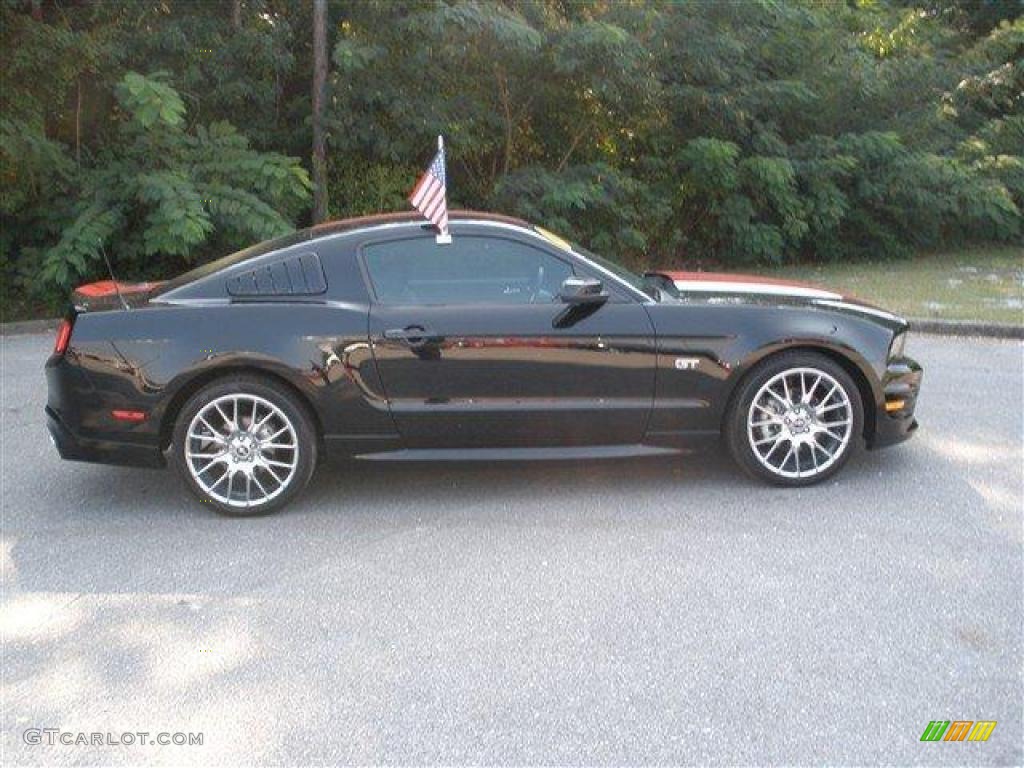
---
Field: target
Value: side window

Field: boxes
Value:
[362,235,573,305]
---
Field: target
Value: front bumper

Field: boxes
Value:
[868,355,923,449]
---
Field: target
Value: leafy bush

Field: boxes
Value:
[41,72,310,286]
[494,163,650,255]
[326,1,1021,268]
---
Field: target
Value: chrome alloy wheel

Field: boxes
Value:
[746,367,853,480]
[184,393,299,508]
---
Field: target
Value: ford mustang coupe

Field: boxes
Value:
[46,211,922,515]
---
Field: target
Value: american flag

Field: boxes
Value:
[408,140,448,236]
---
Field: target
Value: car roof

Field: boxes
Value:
[151,211,539,300]
[306,210,533,239]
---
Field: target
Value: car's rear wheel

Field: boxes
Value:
[171,375,317,516]
[726,351,863,486]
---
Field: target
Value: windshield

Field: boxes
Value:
[572,243,651,294]
[534,227,663,301]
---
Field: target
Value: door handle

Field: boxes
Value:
[383,325,430,344]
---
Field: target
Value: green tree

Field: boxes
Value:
[42,72,310,286]
[1,0,1022,314]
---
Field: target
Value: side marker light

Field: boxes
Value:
[111,410,147,422]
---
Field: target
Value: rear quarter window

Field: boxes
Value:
[225,252,327,297]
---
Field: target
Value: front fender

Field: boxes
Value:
[645,302,894,437]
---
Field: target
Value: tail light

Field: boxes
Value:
[53,319,73,355]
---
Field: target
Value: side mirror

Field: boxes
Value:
[558,276,607,305]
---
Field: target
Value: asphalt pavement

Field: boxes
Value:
[2,332,1021,766]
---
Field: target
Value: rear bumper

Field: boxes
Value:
[46,405,165,469]
[868,355,923,450]
[46,348,166,469]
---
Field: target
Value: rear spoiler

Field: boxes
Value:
[72,280,164,312]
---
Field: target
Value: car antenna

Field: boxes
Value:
[99,244,130,311]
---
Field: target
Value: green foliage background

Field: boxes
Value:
[1,0,1021,313]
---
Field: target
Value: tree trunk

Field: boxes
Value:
[495,66,513,177]
[231,0,241,30]
[311,0,329,224]
[75,77,82,167]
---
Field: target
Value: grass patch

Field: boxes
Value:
[757,246,1023,325]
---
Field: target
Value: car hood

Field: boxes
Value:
[649,270,908,327]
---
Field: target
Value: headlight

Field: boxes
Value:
[889,331,906,359]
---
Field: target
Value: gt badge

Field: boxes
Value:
[675,357,700,371]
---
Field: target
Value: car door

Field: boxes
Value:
[362,230,657,448]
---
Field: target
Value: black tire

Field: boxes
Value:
[725,351,864,487]
[171,374,317,516]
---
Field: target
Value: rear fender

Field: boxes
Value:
[58,302,392,451]
[155,357,322,450]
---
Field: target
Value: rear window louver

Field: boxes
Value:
[226,252,327,297]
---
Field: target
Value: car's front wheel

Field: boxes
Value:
[726,351,863,486]
[171,375,317,516]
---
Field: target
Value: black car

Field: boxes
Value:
[46,211,922,515]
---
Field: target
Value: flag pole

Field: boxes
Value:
[435,134,452,244]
